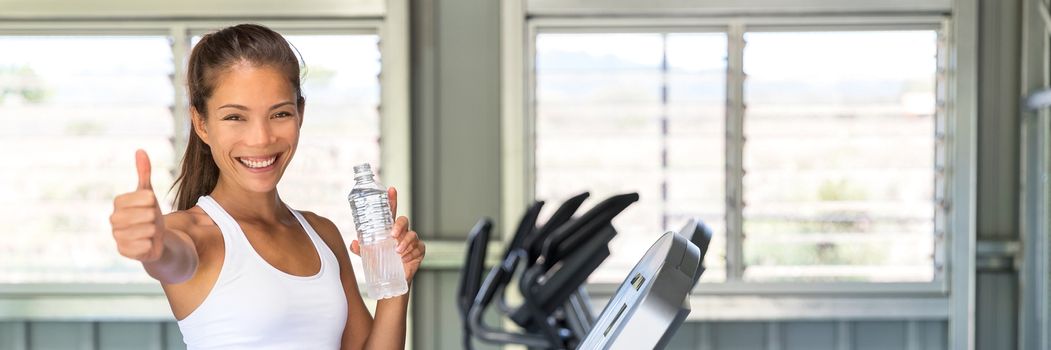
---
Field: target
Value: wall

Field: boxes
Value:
[408,0,1022,349]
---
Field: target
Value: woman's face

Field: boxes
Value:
[193,63,303,194]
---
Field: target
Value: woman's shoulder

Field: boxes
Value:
[163,206,219,240]
[297,211,349,247]
[298,211,338,235]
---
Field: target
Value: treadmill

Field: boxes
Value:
[461,192,711,349]
[469,193,640,349]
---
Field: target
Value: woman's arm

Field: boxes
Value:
[110,150,199,284]
[142,225,199,284]
[354,187,425,349]
[366,290,410,349]
[354,215,423,349]
[309,186,425,350]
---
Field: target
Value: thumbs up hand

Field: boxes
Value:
[109,149,166,262]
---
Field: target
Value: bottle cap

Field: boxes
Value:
[353,163,373,178]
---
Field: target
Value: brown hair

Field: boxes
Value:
[171,23,305,210]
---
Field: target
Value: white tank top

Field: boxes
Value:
[177,195,348,350]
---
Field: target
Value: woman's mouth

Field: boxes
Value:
[236,153,281,172]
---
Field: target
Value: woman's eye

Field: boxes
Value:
[273,112,293,119]
[222,115,242,121]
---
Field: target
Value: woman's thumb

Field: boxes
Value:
[135,149,153,191]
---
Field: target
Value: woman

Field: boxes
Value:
[108,24,424,349]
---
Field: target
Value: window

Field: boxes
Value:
[534,32,728,283]
[0,36,176,283]
[741,31,939,282]
[531,28,943,284]
[1,28,385,284]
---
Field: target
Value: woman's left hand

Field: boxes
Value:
[350,186,425,283]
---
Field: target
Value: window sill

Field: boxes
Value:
[0,283,384,321]
[0,294,173,321]
[586,293,950,321]
[586,281,950,321]
[588,280,947,297]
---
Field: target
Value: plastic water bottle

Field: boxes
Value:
[347,163,408,299]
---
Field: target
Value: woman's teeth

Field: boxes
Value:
[238,155,277,169]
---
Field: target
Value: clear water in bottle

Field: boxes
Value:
[348,163,408,299]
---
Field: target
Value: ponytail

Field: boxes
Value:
[171,120,220,211]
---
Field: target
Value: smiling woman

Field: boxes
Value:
[106,24,423,349]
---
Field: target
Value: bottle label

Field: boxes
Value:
[350,191,393,243]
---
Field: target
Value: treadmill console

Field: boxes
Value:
[577,231,701,350]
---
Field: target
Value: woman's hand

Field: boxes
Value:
[110,150,166,262]
[109,150,198,284]
[350,186,425,283]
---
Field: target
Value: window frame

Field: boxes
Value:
[0,15,412,320]
[1019,0,1051,347]
[520,15,949,294]
[733,23,949,285]
[503,3,977,331]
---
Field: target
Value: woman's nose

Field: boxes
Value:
[246,119,275,146]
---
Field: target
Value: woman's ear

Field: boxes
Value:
[297,97,306,128]
[191,108,210,144]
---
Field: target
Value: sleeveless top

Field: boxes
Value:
[176,195,348,349]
